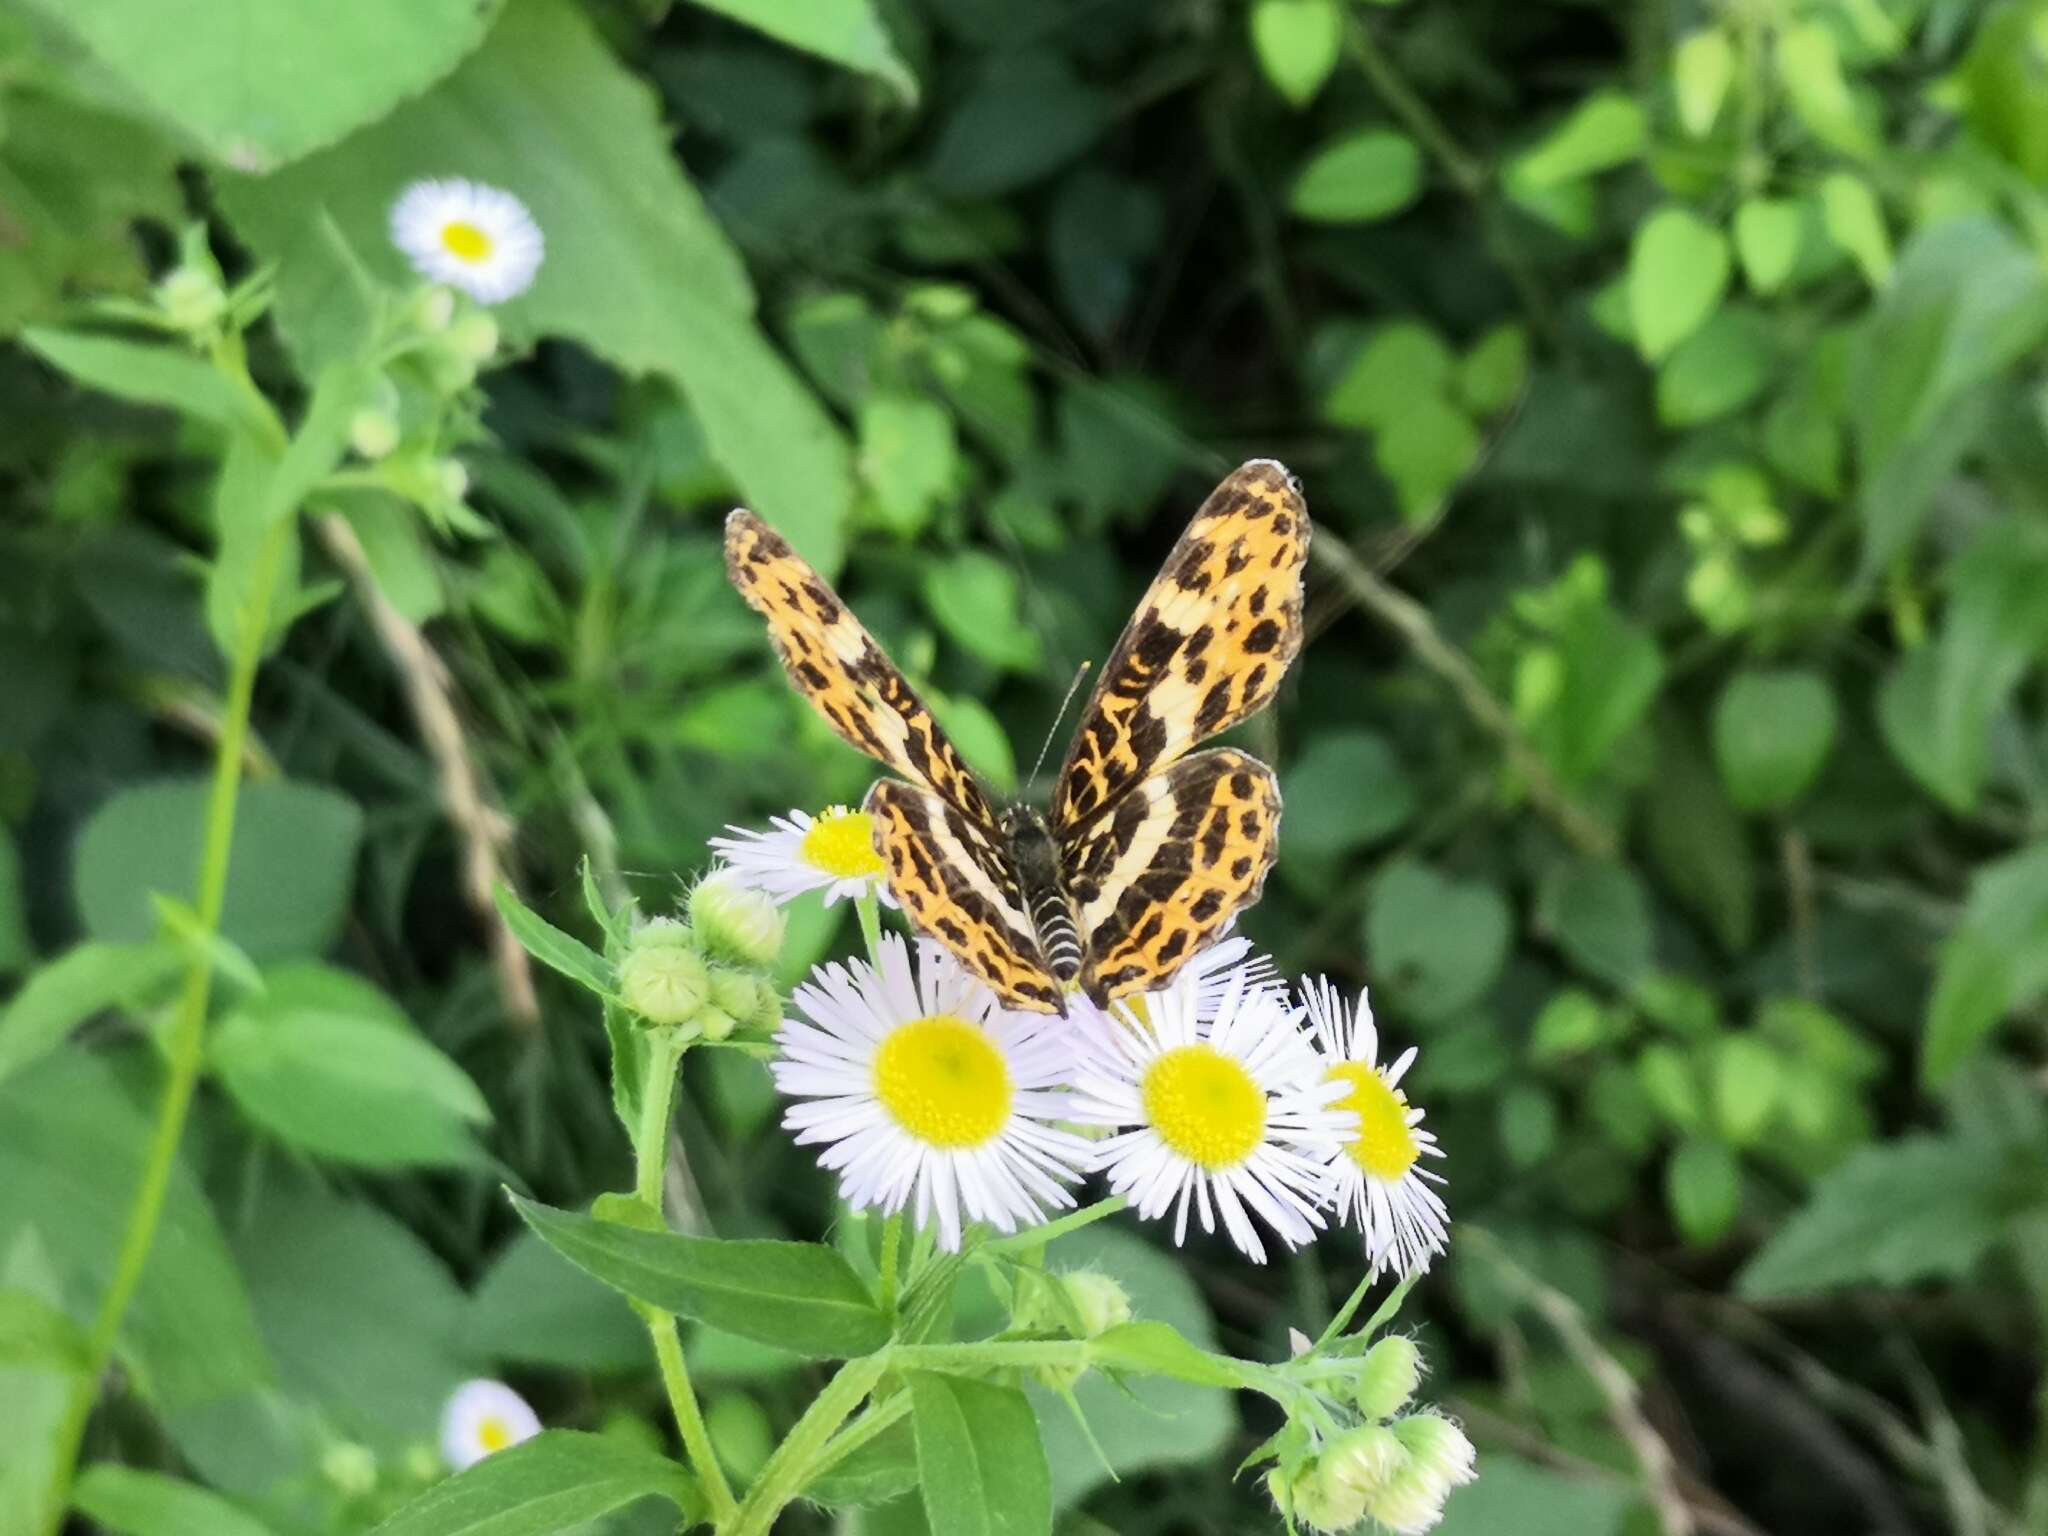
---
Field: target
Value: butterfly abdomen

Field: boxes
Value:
[1007,813,1083,984]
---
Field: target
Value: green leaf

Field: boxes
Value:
[369,1430,700,1536]
[1879,518,2048,811]
[1959,3,2048,181]
[74,1465,276,1536]
[1089,1322,1244,1390]
[1655,306,1777,426]
[1374,393,1482,523]
[1364,862,1512,1020]
[1512,92,1645,186]
[234,1175,473,1448]
[1713,1034,1781,1146]
[0,939,184,1085]
[1923,842,2048,1084]
[1819,172,1892,288]
[860,394,958,537]
[513,1196,890,1358]
[1288,130,1424,224]
[1737,1137,2014,1297]
[1457,324,1530,416]
[462,1232,648,1375]
[928,50,1108,200]
[1323,322,1454,430]
[21,330,255,430]
[74,778,362,962]
[208,968,488,1169]
[923,552,1040,672]
[1250,0,1342,108]
[1852,219,2048,570]
[1536,859,1653,989]
[11,0,499,172]
[1666,1136,1740,1244]
[1435,1454,1634,1536]
[1279,731,1415,870]
[1712,668,1838,811]
[0,1287,89,1371]
[1499,1083,1560,1168]
[1643,712,1754,954]
[687,0,915,102]
[909,1373,1051,1536]
[0,1049,269,1410]
[1775,21,1877,157]
[214,0,852,573]
[1733,198,1804,295]
[0,1234,79,1533]
[492,885,614,998]
[1673,29,1735,137]
[1627,206,1730,361]
[809,1418,921,1508]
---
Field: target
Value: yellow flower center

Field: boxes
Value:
[440,220,495,264]
[1142,1045,1266,1171]
[477,1414,513,1453]
[872,1015,1011,1149]
[801,809,885,881]
[1328,1062,1421,1181]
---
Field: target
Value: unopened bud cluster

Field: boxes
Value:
[1268,1337,1473,1534]
[618,873,786,1043]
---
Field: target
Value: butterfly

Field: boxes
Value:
[725,459,1310,1014]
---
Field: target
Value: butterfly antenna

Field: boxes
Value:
[1027,660,1093,790]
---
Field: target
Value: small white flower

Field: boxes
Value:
[710,806,898,909]
[390,178,544,304]
[439,1379,540,1470]
[1068,967,1352,1264]
[1303,977,1449,1279]
[773,935,1092,1252]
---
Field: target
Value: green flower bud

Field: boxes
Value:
[1363,1464,1450,1536]
[156,267,226,333]
[1058,1270,1132,1338]
[436,458,471,505]
[696,1005,738,1042]
[402,1443,441,1483]
[1392,1411,1476,1490]
[708,967,783,1036]
[349,407,402,461]
[450,310,500,364]
[320,1441,378,1497]
[413,286,457,333]
[426,346,478,394]
[1321,1423,1407,1502]
[621,920,711,1026]
[1354,1335,1423,1421]
[1268,1459,1368,1534]
[690,870,785,967]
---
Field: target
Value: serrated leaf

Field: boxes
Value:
[369,1430,700,1536]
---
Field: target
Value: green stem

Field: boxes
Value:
[878,1213,904,1325]
[726,1355,891,1536]
[855,890,884,967]
[807,1391,914,1482]
[629,1030,736,1524]
[39,515,293,1532]
[983,1196,1128,1253]
[1339,13,1485,198]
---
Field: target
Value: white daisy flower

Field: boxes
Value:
[390,178,544,304]
[773,935,1092,1252]
[439,1379,540,1470]
[1302,977,1449,1278]
[1068,966,1353,1264]
[709,806,898,909]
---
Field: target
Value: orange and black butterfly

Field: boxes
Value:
[726,460,1310,1013]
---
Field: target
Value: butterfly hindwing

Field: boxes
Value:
[1061,748,1281,1001]
[866,781,1064,1012]
[725,510,995,828]
[1051,460,1309,834]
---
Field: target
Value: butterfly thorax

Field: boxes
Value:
[999,807,1083,985]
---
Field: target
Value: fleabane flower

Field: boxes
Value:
[390,178,544,303]
[709,806,897,909]
[439,1379,540,1470]
[1303,977,1449,1278]
[1069,967,1352,1264]
[772,935,1091,1251]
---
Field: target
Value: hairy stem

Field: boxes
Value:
[726,1355,891,1536]
[39,515,293,1532]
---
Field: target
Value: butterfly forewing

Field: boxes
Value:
[1050,459,1309,834]
[866,782,1064,1011]
[725,510,996,828]
[1063,748,1282,1001]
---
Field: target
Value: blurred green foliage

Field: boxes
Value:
[5,0,2048,1530]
